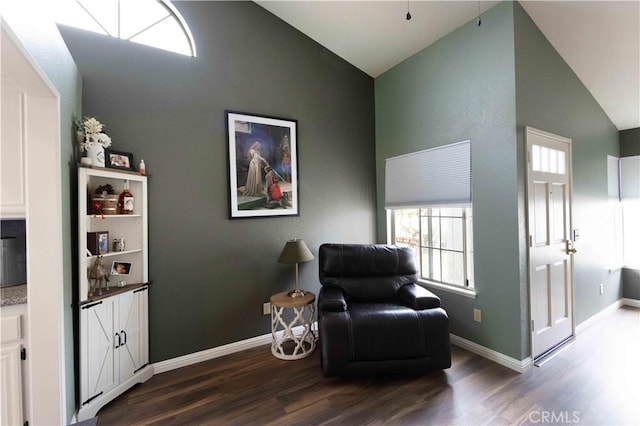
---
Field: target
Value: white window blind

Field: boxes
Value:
[607,155,620,199]
[620,156,640,200]
[385,140,471,208]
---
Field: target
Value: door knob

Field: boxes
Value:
[567,248,577,254]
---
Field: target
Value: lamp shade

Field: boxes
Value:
[278,239,314,264]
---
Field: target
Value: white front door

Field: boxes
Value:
[526,126,575,359]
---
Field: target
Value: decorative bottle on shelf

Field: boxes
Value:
[118,180,134,214]
[139,159,146,175]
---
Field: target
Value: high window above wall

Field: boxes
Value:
[56,0,196,57]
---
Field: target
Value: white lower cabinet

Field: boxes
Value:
[0,343,23,426]
[1,306,27,426]
[78,286,151,421]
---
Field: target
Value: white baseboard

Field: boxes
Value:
[153,323,316,375]
[154,325,532,376]
[622,297,640,308]
[450,334,532,373]
[153,334,272,374]
[151,298,640,378]
[576,299,625,334]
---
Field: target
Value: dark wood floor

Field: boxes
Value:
[96,306,640,425]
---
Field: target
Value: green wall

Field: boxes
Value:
[376,1,623,360]
[376,2,523,359]
[620,127,640,157]
[2,8,82,423]
[513,2,621,325]
[58,1,377,363]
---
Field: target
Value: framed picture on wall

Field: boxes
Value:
[225,111,299,218]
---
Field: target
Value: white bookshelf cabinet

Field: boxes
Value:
[76,166,152,421]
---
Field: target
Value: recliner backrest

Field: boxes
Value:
[319,243,417,302]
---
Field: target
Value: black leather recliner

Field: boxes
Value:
[317,243,451,376]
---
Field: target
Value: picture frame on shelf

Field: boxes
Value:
[105,149,134,171]
[225,111,299,219]
[111,261,132,275]
[87,231,109,255]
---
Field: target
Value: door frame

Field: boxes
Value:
[1,21,66,423]
[525,126,576,360]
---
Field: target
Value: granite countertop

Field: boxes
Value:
[1,284,27,306]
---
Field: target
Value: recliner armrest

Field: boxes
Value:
[398,283,441,310]
[318,287,348,312]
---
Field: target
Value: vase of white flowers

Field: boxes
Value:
[76,116,112,167]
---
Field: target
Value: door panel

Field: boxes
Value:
[82,299,117,403]
[118,291,140,381]
[550,260,568,323]
[526,127,574,359]
[533,265,551,331]
[551,184,566,242]
[118,288,148,382]
[533,182,549,246]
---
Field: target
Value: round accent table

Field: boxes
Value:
[270,291,316,360]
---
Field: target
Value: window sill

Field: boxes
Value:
[418,279,477,299]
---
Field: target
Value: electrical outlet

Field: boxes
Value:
[262,302,271,316]
[473,308,482,323]
[599,283,604,295]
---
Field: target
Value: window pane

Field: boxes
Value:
[558,150,566,175]
[120,0,170,40]
[430,217,440,249]
[422,248,441,282]
[440,217,463,251]
[441,251,464,286]
[130,16,193,56]
[56,0,108,35]
[549,148,558,173]
[79,0,119,36]
[394,209,419,248]
[532,144,541,172]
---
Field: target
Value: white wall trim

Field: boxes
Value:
[575,299,624,335]
[154,299,639,378]
[2,20,66,425]
[153,325,534,376]
[153,333,272,374]
[450,334,533,373]
[153,323,316,375]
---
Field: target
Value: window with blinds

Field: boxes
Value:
[608,155,639,268]
[385,140,471,208]
[386,141,474,294]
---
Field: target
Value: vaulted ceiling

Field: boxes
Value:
[256,1,640,131]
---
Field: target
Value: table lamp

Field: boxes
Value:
[278,239,314,298]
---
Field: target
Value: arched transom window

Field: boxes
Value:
[57,0,196,57]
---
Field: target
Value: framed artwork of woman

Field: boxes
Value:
[226,111,299,218]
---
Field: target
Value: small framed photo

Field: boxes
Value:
[87,231,109,255]
[226,111,299,219]
[105,149,134,171]
[111,261,132,275]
